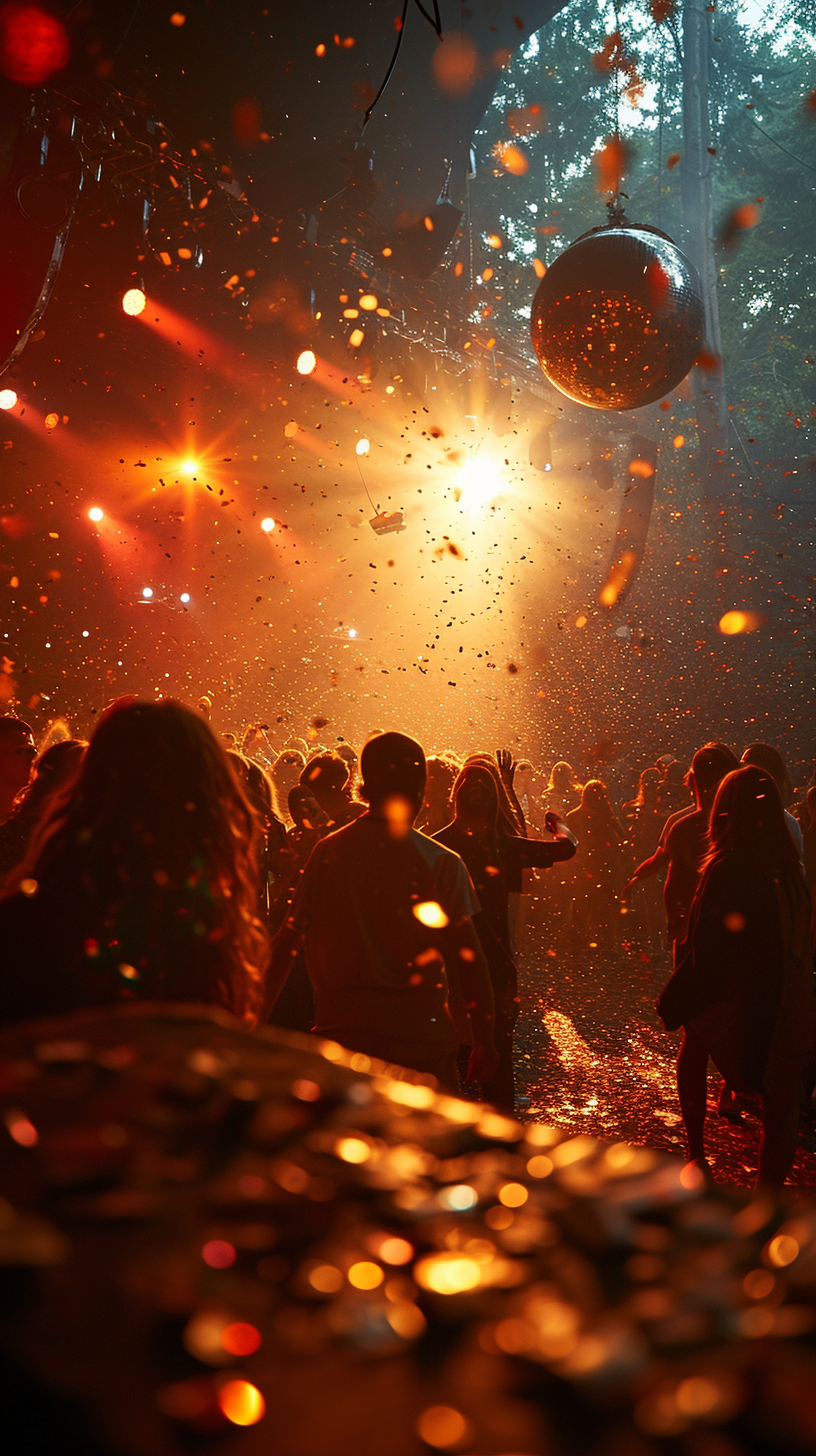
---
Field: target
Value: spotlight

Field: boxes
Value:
[0,388,18,410]
[180,459,198,475]
[455,458,500,512]
[142,587,153,599]
[122,288,147,316]
[296,350,317,375]
[348,628,357,638]
[260,517,275,532]
[180,592,191,603]
[355,438,370,457]
[348,328,365,349]
[88,506,104,522]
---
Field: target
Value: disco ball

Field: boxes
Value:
[530,225,704,410]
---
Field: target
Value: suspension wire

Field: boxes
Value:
[355,455,379,515]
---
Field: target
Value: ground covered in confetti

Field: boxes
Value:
[514,912,816,1190]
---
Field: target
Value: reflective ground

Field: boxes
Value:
[514,906,816,1190]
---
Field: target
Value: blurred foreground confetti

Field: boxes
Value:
[0,1005,815,1453]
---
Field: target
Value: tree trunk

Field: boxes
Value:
[680,0,745,580]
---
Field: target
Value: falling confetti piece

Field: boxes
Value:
[599,550,637,608]
[719,202,761,246]
[718,610,764,634]
[593,135,631,195]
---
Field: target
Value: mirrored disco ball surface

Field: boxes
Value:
[530,227,704,410]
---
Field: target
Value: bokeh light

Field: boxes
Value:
[260,517,275,533]
[201,1238,236,1268]
[414,1252,481,1294]
[88,507,104,523]
[379,1237,414,1264]
[141,587,154,600]
[122,288,147,317]
[416,1405,470,1449]
[348,1260,383,1289]
[217,1380,265,1427]
[221,1322,262,1356]
[0,388,17,410]
[439,1184,477,1210]
[454,457,500,512]
[0,4,70,85]
[412,900,450,929]
[308,1263,344,1293]
[718,610,764,635]
[335,1136,370,1163]
[296,349,317,374]
[498,1181,529,1207]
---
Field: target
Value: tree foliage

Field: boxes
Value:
[471,0,816,459]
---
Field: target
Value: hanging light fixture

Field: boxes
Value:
[530,205,704,411]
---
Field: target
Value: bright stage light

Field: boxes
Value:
[296,349,317,375]
[142,587,154,599]
[260,517,275,532]
[455,457,501,512]
[88,507,104,522]
[0,389,18,410]
[180,459,198,476]
[355,438,370,457]
[180,592,191,603]
[122,288,147,316]
[348,627,357,638]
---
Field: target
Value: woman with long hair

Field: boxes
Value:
[658,765,816,1188]
[543,761,583,820]
[435,763,576,1109]
[621,767,665,950]
[270,748,306,828]
[566,780,626,950]
[0,700,269,1027]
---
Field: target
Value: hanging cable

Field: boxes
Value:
[363,0,443,132]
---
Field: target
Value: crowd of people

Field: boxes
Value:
[0,702,814,1189]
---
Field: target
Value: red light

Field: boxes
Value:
[201,1239,236,1269]
[0,4,70,85]
[221,1322,262,1356]
[218,1380,265,1427]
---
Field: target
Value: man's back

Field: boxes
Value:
[291,812,477,1063]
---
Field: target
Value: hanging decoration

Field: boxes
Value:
[531,3,704,412]
[530,209,704,411]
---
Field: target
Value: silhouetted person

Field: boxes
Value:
[435,764,576,1109]
[0,739,85,884]
[620,768,665,949]
[741,743,804,864]
[566,780,625,950]
[0,717,36,822]
[0,700,268,1028]
[416,755,458,836]
[227,750,288,919]
[299,751,366,831]
[622,745,738,946]
[658,766,816,1189]
[266,732,498,1089]
[543,761,583,819]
